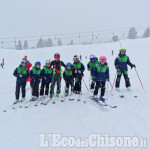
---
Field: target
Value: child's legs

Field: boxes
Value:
[40,82,45,96]
[100,81,106,97]
[15,82,21,100]
[45,83,50,95]
[21,83,26,98]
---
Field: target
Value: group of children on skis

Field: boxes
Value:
[13,48,136,104]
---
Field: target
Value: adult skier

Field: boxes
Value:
[87,54,98,91]
[72,55,85,94]
[93,56,109,101]
[115,48,136,90]
[63,62,74,97]
[40,60,53,99]
[22,55,32,82]
[50,53,66,98]
[30,62,42,101]
[13,60,29,104]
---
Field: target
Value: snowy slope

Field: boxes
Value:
[0,38,150,150]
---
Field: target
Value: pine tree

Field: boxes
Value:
[69,40,74,45]
[128,27,137,39]
[36,38,44,48]
[112,35,119,42]
[143,27,150,38]
[58,38,62,46]
[16,40,22,50]
[23,40,29,49]
[44,38,53,47]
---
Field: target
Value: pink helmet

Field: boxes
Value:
[99,56,107,61]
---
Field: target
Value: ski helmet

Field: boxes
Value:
[35,61,41,67]
[54,53,60,59]
[45,60,51,65]
[73,55,79,61]
[66,62,72,67]
[90,54,96,61]
[119,48,126,53]
[66,62,72,70]
[99,56,107,62]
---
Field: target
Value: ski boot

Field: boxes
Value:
[39,96,44,100]
[116,87,120,92]
[99,96,105,102]
[93,95,98,101]
[127,87,131,91]
[14,99,19,104]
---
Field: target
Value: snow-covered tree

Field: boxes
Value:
[23,40,29,49]
[69,40,74,45]
[143,27,150,38]
[112,35,119,42]
[128,27,137,39]
[36,38,44,48]
[16,40,22,50]
[44,38,53,47]
[58,38,62,46]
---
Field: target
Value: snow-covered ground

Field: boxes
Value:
[0,38,150,150]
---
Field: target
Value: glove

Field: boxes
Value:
[131,64,136,69]
[107,78,110,82]
[75,69,77,73]
[117,69,120,72]
[78,70,81,74]
[88,67,91,71]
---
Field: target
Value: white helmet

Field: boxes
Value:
[73,55,79,60]
[90,54,95,59]
[45,60,51,64]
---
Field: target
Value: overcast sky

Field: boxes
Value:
[0,0,149,37]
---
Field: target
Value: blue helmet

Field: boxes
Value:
[66,62,72,67]
[35,61,41,67]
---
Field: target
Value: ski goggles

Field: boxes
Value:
[120,50,126,53]
[21,60,27,64]
[91,58,96,61]
[74,58,79,61]
[100,60,105,63]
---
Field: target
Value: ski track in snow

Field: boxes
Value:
[0,38,150,150]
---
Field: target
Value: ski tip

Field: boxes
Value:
[3,110,6,112]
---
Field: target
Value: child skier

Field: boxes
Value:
[93,56,109,102]
[63,62,74,97]
[40,60,53,99]
[72,55,85,94]
[115,48,136,90]
[87,54,98,91]
[50,53,66,98]
[30,62,41,101]
[13,60,29,104]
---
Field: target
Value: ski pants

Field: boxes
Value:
[40,82,50,96]
[74,77,82,92]
[115,71,131,88]
[94,81,106,97]
[91,81,96,89]
[15,82,26,100]
[50,73,61,95]
[31,82,39,97]
[65,80,74,93]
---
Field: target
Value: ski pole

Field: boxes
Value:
[134,68,145,92]
[109,81,113,90]
[110,71,117,93]
[83,78,90,92]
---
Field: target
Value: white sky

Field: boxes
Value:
[0,0,150,37]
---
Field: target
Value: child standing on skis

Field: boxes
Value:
[63,62,74,97]
[13,60,29,104]
[72,55,85,94]
[115,48,136,90]
[40,60,53,99]
[30,62,42,101]
[93,56,109,102]
[87,54,98,91]
[50,53,66,98]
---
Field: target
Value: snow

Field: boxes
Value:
[0,38,150,150]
